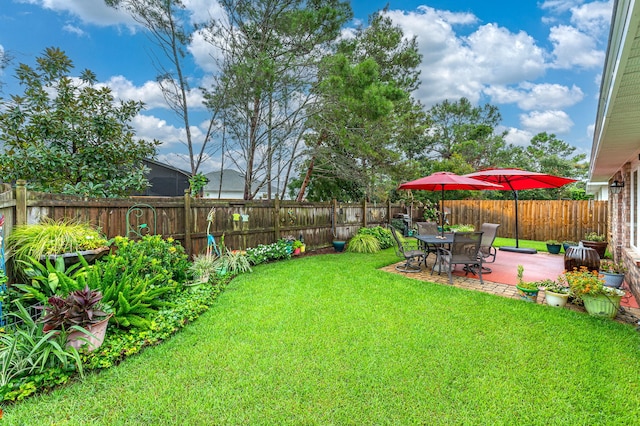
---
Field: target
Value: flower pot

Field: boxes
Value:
[293,248,301,255]
[300,244,306,253]
[332,241,346,252]
[564,242,600,271]
[545,291,569,308]
[42,246,110,268]
[546,244,562,254]
[582,293,623,319]
[66,316,111,352]
[516,285,539,303]
[580,240,607,259]
[601,272,624,289]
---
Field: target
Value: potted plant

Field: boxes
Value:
[539,278,570,308]
[6,218,109,279]
[545,240,562,255]
[292,240,303,255]
[515,265,540,302]
[561,266,625,319]
[599,259,627,289]
[40,286,112,351]
[580,232,608,259]
[186,253,218,290]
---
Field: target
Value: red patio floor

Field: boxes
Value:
[441,249,639,309]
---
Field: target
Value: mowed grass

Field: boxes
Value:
[4,249,640,424]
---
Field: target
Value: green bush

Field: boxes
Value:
[87,255,174,329]
[245,240,292,265]
[0,302,82,401]
[10,256,87,305]
[347,234,381,253]
[111,235,189,289]
[357,226,393,249]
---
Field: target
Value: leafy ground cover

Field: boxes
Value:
[3,248,640,424]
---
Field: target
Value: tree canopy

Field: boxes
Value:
[0,47,159,197]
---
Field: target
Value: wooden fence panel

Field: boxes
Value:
[0,186,607,256]
[443,199,607,243]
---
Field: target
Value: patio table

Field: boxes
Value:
[414,234,453,273]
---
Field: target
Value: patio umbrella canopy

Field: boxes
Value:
[463,168,577,254]
[398,172,501,235]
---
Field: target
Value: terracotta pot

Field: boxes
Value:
[66,316,111,352]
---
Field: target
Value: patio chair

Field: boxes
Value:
[415,221,439,260]
[390,225,425,273]
[435,231,484,284]
[479,223,500,272]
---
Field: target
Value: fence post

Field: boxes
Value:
[274,195,281,241]
[333,199,338,241]
[16,179,27,225]
[387,199,391,226]
[183,189,192,256]
[362,199,367,228]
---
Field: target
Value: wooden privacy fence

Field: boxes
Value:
[441,199,608,243]
[0,181,607,255]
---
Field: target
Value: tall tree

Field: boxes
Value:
[203,0,352,199]
[298,10,425,201]
[0,47,159,197]
[105,0,217,177]
[407,97,509,170]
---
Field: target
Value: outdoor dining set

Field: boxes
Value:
[390,222,501,286]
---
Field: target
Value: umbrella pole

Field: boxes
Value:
[513,190,519,248]
[440,186,445,236]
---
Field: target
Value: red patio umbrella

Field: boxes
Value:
[398,172,501,235]
[463,168,577,253]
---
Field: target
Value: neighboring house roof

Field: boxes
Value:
[204,169,279,198]
[204,169,246,193]
[140,158,190,197]
[589,0,640,183]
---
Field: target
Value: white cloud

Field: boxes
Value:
[183,0,223,25]
[540,0,582,14]
[103,75,206,110]
[20,0,136,28]
[484,82,584,110]
[383,7,547,107]
[520,110,574,134]
[549,25,605,69]
[62,23,86,37]
[132,113,204,149]
[570,0,613,37]
[502,126,533,147]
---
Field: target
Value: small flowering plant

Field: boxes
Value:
[245,240,291,265]
[538,278,570,294]
[560,266,624,299]
[599,259,627,275]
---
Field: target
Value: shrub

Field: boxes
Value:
[111,235,189,289]
[10,255,87,305]
[40,287,109,332]
[357,226,393,249]
[0,302,82,401]
[87,254,174,329]
[347,234,381,253]
[245,240,292,265]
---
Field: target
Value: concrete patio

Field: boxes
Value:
[381,248,640,326]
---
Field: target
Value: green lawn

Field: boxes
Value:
[3,249,640,424]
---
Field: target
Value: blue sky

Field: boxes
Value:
[0,0,613,173]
